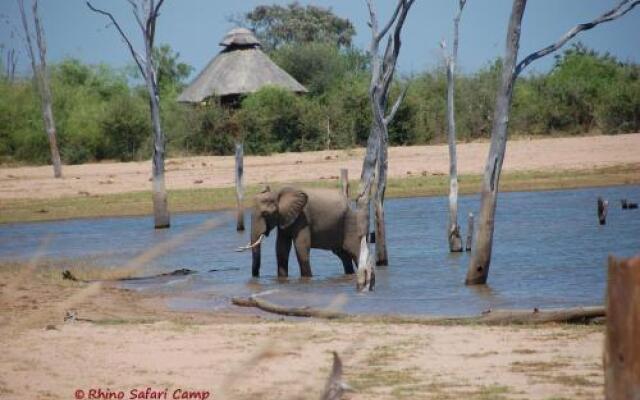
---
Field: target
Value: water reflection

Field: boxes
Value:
[1,185,639,316]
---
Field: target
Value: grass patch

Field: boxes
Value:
[510,360,570,373]
[349,367,420,393]
[1,164,638,224]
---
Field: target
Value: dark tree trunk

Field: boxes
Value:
[598,197,608,225]
[235,141,245,231]
[465,0,526,285]
[605,255,640,400]
[374,138,388,266]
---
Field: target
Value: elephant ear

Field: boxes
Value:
[278,188,308,229]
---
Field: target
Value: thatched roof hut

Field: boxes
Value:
[178,28,307,104]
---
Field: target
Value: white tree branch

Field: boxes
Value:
[384,85,408,126]
[86,1,147,79]
[514,0,640,78]
[376,0,404,41]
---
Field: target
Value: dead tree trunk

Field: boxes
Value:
[358,0,414,269]
[340,168,349,199]
[605,255,640,400]
[87,0,170,229]
[598,197,608,225]
[443,0,466,253]
[18,0,62,178]
[5,48,18,81]
[465,0,640,285]
[465,211,474,252]
[374,128,389,265]
[465,0,526,285]
[235,141,244,231]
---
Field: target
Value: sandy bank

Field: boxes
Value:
[1,133,639,200]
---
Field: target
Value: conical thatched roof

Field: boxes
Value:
[178,28,307,103]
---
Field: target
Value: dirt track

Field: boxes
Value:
[1,133,639,200]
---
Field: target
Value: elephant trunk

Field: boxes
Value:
[252,243,261,277]
[250,215,267,277]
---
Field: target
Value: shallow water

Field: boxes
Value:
[1,185,639,316]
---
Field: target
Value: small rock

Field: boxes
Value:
[294,160,303,164]
[45,324,57,330]
[78,191,90,196]
[36,208,48,213]
[406,171,413,175]
[194,179,203,184]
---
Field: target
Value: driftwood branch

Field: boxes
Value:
[514,0,640,78]
[231,295,605,325]
[320,352,349,400]
[231,296,348,319]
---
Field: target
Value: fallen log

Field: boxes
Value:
[231,296,348,319]
[231,295,605,325]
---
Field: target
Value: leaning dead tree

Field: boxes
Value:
[87,0,171,229]
[465,0,640,285]
[357,0,414,270]
[18,0,62,178]
[441,0,467,252]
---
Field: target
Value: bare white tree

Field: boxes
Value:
[357,0,414,270]
[466,0,640,285]
[87,0,170,229]
[441,0,467,253]
[18,0,62,178]
[3,47,18,81]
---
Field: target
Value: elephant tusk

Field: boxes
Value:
[235,234,265,252]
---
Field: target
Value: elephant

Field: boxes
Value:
[238,186,362,278]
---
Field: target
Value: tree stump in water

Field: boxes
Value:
[605,255,640,400]
[465,212,474,252]
[598,197,608,225]
[235,141,244,231]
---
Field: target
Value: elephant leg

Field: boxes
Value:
[293,228,312,277]
[333,249,355,275]
[276,232,292,277]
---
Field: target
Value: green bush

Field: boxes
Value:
[1,43,639,166]
[101,94,150,161]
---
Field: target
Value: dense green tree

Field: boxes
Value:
[237,2,355,51]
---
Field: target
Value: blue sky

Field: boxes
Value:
[1,0,639,78]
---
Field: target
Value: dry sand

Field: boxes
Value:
[0,265,605,400]
[1,133,639,200]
